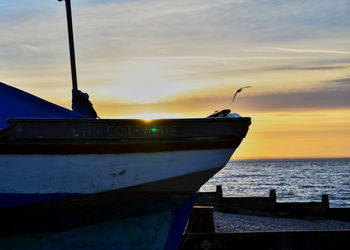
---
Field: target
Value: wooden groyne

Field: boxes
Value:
[179,204,350,250]
[195,185,350,221]
[179,186,350,249]
[180,230,350,250]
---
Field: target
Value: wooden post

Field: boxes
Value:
[185,206,215,233]
[269,189,277,214]
[216,185,223,199]
[322,194,329,209]
[269,189,276,203]
[216,185,223,210]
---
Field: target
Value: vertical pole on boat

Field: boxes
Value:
[58,0,78,91]
[58,0,99,118]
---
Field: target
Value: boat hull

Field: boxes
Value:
[0,161,224,234]
[0,210,175,249]
[0,148,233,206]
[0,195,198,250]
[0,167,211,249]
[0,118,250,249]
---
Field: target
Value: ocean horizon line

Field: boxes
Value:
[230,156,350,162]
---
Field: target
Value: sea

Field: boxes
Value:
[201,158,350,208]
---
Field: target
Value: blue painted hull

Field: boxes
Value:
[0,211,172,249]
[0,194,196,250]
[0,193,82,208]
[164,194,197,250]
[0,169,207,249]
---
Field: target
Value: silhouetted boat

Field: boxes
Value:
[0,1,250,249]
[0,82,250,248]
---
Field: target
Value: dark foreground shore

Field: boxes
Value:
[180,209,350,250]
[214,212,350,232]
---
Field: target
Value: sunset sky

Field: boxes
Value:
[1,0,349,159]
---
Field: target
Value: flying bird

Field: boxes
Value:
[232,86,251,103]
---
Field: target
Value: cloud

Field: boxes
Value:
[269,66,348,71]
[237,88,350,112]
[2,0,350,67]
[93,80,350,118]
[272,47,350,55]
[22,44,45,52]
[324,78,350,86]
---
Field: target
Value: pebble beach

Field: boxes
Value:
[214,212,350,232]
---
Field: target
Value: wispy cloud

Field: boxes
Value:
[22,44,45,52]
[272,47,350,55]
[93,81,350,117]
[269,66,348,71]
[321,78,350,86]
[238,88,350,112]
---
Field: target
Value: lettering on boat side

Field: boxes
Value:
[72,125,177,138]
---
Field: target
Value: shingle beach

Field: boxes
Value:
[214,212,350,232]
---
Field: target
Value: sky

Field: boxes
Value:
[1,0,349,159]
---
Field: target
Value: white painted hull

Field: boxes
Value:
[0,148,235,194]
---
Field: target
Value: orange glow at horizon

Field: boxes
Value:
[232,109,350,160]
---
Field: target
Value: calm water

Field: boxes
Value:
[201,158,350,207]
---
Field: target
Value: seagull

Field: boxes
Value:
[232,85,251,103]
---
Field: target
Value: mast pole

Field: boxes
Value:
[58,0,78,91]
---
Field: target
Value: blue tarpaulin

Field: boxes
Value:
[0,82,86,129]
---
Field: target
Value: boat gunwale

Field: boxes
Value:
[5,117,251,124]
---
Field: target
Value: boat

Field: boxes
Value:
[0,1,251,249]
[0,84,250,248]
